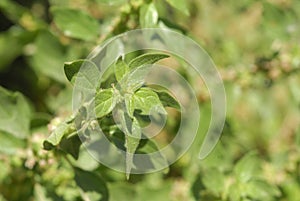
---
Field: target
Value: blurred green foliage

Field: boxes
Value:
[0,0,299,200]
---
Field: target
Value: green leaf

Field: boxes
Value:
[228,182,243,201]
[95,88,116,118]
[165,0,190,16]
[68,60,100,92]
[114,104,132,135]
[120,53,169,92]
[246,180,281,200]
[72,148,100,171]
[201,168,225,196]
[125,93,134,117]
[0,87,31,138]
[43,121,75,150]
[151,88,180,110]
[122,64,152,92]
[133,88,166,115]
[51,7,99,41]
[60,133,82,159]
[31,31,66,82]
[0,131,25,155]
[64,60,99,85]
[128,53,169,69]
[125,118,142,179]
[100,67,118,89]
[64,60,84,84]
[75,167,109,201]
[134,113,151,128]
[114,57,129,82]
[234,152,260,183]
[139,3,158,28]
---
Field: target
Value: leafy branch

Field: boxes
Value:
[43,52,180,178]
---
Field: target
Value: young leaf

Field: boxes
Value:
[139,3,158,28]
[113,103,132,135]
[133,88,166,115]
[0,87,31,139]
[165,0,190,16]
[43,121,75,150]
[121,64,152,92]
[75,167,109,201]
[95,88,116,118]
[114,57,129,82]
[128,53,169,69]
[151,88,180,110]
[125,93,134,118]
[51,7,99,41]
[120,53,169,92]
[125,118,142,179]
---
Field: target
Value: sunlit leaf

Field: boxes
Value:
[121,64,152,92]
[95,88,116,118]
[43,121,75,150]
[151,88,180,110]
[133,87,166,115]
[128,53,169,69]
[125,93,134,117]
[114,57,129,82]
[51,7,99,41]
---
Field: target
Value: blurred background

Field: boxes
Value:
[0,0,299,200]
